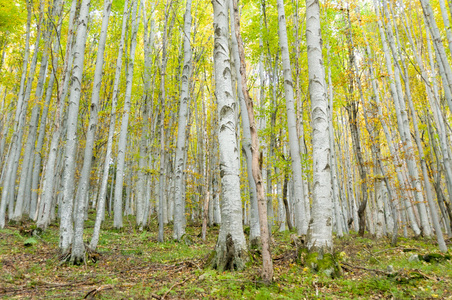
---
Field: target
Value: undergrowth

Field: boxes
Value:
[0,215,451,299]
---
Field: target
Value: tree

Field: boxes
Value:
[231,0,273,283]
[58,0,91,258]
[210,0,247,271]
[71,0,113,263]
[90,0,130,250]
[305,0,333,256]
[173,0,193,242]
[113,0,140,229]
[276,0,308,235]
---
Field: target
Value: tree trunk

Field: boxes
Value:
[231,0,273,283]
[276,0,307,235]
[57,0,91,258]
[71,0,113,263]
[306,0,333,255]
[0,0,35,228]
[326,45,343,238]
[113,0,140,229]
[173,0,193,241]
[210,0,247,271]
[90,0,129,250]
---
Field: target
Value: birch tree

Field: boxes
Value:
[70,0,113,263]
[58,0,91,257]
[173,0,193,241]
[114,0,140,229]
[231,0,272,283]
[306,0,333,256]
[276,0,308,235]
[90,0,129,250]
[210,0,247,271]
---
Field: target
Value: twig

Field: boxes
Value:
[162,277,189,299]
[341,262,388,275]
[84,285,112,299]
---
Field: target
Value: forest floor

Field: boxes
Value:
[1,213,451,299]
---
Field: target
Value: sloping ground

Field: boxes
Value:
[1,216,451,299]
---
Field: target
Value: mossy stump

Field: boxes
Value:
[299,248,342,278]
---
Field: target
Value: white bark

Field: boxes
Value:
[114,0,140,229]
[276,0,307,235]
[327,45,343,238]
[306,0,333,252]
[420,0,452,113]
[29,59,55,219]
[393,14,447,251]
[0,0,35,228]
[90,0,129,250]
[375,0,428,236]
[173,0,193,241]
[58,0,91,255]
[229,0,260,244]
[211,0,247,271]
[71,0,112,262]
[35,0,77,226]
[136,0,154,229]
[383,0,432,236]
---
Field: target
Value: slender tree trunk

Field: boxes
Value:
[210,0,247,271]
[71,0,113,263]
[136,0,154,229]
[114,0,140,229]
[0,0,34,228]
[420,0,452,114]
[231,0,272,283]
[276,0,307,235]
[326,45,343,238]
[379,0,432,236]
[173,0,193,241]
[306,0,333,255]
[90,0,129,250]
[58,0,91,257]
[35,0,77,226]
[282,171,293,231]
[229,0,260,246]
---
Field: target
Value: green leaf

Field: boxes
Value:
[24,237,38,247]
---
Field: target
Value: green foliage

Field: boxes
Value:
[23,237,38,247]
[0,0,25,33]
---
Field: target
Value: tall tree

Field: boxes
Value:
[58,0,92,256]
[173,0,193,241]
[231,0,272,283]
[113,0,140,229]
[71,0,113,263]
[210,0,247,271]
[276,0,308,235]
[306,0,333,254]
[90,0,130,250]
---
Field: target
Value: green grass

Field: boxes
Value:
[1,215,451,299]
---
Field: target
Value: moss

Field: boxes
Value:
[206,250,217,269]
[180,234,194,246]
[243,226,250,236]
[422,253,450,263]
[302,249,342,278]
[305,252,319,270]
